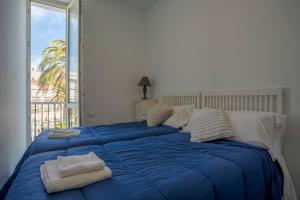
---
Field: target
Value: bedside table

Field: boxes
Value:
[134,99,157,121]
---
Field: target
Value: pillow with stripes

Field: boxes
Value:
[189,109,233,142]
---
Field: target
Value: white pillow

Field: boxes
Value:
[163,104,195,128]
[189,109,234,142]
[227,111,287,155]
[227,111,296,199]
[146,103,173,127]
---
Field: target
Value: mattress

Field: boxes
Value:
[5,132,283,200]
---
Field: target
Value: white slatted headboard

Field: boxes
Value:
[201,88,283,114]
[161,92,200,108]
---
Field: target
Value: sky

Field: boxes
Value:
[31,5,66,71]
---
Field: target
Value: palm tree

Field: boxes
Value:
[38,40,66,102]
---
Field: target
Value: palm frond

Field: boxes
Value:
[38,40,66,102]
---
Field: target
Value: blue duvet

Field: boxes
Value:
[0,121,178,199]
[5,133,283,200]
[29,121,178,155]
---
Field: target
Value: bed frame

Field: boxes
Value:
[201,88,283,114]
[161,88,283,114]
[161,92,200,108]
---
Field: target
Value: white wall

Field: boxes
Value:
[81,0,146,125]
[0,0,27,188]
[1,0,298,195]
[146,0,300,196]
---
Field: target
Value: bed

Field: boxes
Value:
[5,132,283,200]
[1,92,199,199]
[29,121,179,155]
[29,92,200,155]
[0,121,179,199]
[1,88,296,200]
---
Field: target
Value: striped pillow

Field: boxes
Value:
[189,109,233,142]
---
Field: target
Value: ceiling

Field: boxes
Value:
[115,0,157,10]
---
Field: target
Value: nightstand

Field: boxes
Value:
[134,99,157,121]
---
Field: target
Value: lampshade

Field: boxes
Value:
[138,76,151,87]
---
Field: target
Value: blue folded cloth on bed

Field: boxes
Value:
[4,133,283,200]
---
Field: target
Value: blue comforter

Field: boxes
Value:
[0,121,178,199]
[29,121,178,155]
[5,133,283,200]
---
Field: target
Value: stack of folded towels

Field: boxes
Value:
[40,152,112,193]
[47,129,81,139]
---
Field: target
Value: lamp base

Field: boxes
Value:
[142,86,148,99]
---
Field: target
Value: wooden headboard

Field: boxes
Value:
[160,92,200,108]
[201,88,283,114]
[159,88,283,113]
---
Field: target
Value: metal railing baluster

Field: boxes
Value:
[30,102,65,139]
[60,103,63,128]
[34,104,37,138]
[54,104,56,128]
[41,104,44,131]
[47,104,50,128]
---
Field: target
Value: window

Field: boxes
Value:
[28,0,81,141]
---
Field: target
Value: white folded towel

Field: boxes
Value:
[40,160,112,193]
[57,152,105,177]
[47,129,80,139]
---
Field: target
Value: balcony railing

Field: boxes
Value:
[31,102,66,139]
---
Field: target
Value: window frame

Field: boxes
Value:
[26,0,82,145]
